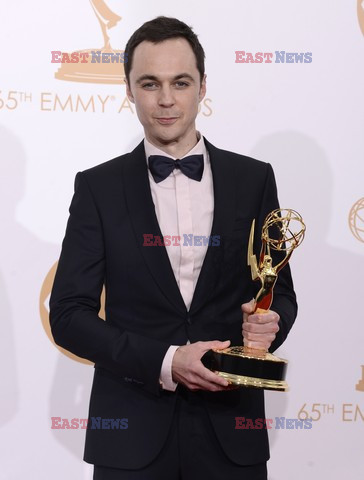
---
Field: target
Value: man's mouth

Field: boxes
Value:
[155,117,179,125]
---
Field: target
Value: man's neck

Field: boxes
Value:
[145,128,200,159]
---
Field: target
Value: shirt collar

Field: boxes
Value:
[144,131,207,164]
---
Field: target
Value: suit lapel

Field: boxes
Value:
[123,137,237,316]
[189,137,237,315]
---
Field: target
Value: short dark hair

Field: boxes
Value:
[124,16,205,85]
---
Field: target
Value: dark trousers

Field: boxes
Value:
[93,387,267,480]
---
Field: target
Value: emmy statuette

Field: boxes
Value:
[202,209,305,392]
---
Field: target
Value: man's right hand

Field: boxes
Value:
[171,340,232,391]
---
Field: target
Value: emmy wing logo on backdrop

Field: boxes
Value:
[55,0,125,84]
[358,0,364,35]
[348,198,364,243]
[40,262,106,363]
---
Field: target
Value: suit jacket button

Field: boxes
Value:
[186,315,192,325]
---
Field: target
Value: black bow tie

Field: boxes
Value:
[148,154,204,183]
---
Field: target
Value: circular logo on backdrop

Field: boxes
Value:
[358,0,364,35]
[40,261,105,364]
[348,198,364,242]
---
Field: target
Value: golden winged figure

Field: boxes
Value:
[247,209,305,312]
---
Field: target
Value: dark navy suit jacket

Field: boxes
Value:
[49,137,297,469]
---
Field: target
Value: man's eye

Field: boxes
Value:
[175,81,189,88]
[142,83,157,89]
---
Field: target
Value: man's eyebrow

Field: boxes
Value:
[135,74,158,84]
[135,73,196,84]
[173,73,195,82]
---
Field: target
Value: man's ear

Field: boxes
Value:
[199,74,207,102]
[125,79,135,104]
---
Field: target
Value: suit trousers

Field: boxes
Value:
[93,386,267,480]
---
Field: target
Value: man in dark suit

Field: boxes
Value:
[50,16,297,480]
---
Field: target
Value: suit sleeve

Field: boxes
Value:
[255,163,298,353]
[49,171,171,397]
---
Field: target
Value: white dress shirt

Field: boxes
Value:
[144,131,214,390]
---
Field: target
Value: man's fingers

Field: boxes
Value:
[172,340,236,391]
[181,363,230,390]
[241,298,256,314]
[194,363,229,387]
[243,330,276,344]
[189,380,231,392]
[243,321,279,334]
[189,371,230,390]
[244,311,280,325]
[202,339,231,352]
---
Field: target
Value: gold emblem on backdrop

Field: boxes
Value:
[40,261,105,363]
[55,0,125,84]
[348,197,364,243]
[358,0,364,36]
[356,366,364,391]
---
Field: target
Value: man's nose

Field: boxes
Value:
[158,86,175,107]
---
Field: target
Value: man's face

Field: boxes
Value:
[126,38,206,146]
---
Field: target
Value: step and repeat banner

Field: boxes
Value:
[1,1,363,479]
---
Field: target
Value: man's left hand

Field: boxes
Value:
[241,299,280,351]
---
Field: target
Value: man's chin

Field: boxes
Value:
[149,128,183,145]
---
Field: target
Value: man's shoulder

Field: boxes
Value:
[217,146,267,167]
[80,151,131,180]
[79,139,144,181]
[204,137,269,172]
